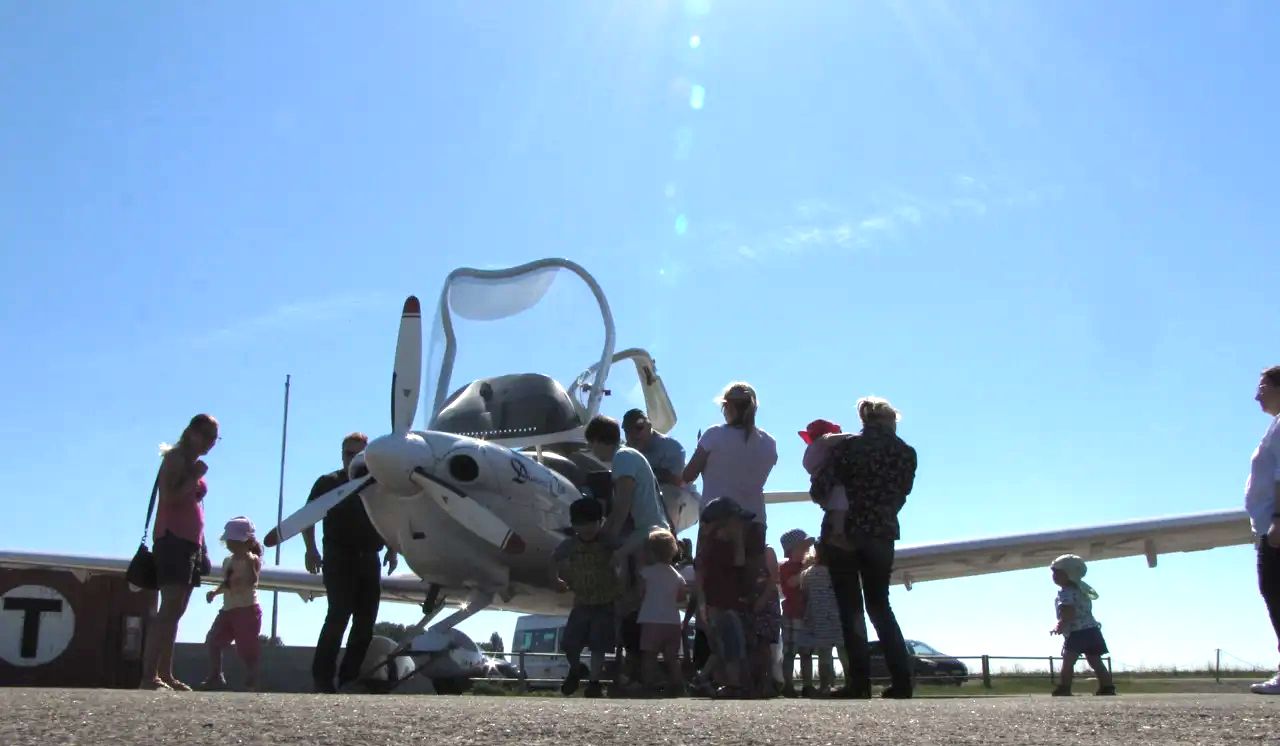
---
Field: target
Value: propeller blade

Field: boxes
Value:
[391,296,422,435]
[409,469,526,554]
[264,475,376,547]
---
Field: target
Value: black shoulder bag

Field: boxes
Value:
[125,470,163,590]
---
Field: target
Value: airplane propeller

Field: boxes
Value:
[410,468,526,554]
[391,296,421,435]
[265,293,525,556]
[264,475,375,547]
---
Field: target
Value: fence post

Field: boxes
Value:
[981,655,991,689]
[1216,649,1221,684]
[519,651,526,675]
[1049,656,1056,684]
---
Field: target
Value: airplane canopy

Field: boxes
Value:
[424,259,616,438]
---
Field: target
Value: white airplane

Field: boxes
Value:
[0,257,1256,692]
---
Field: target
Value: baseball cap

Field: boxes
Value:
[622,408,648,430]
[779,528,814,555]
[220,516,256,543]
[569,497,604,525]
[700,496,755,524]
[799,418,843,445]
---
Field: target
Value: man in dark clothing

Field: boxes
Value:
[817,397,917,699]
[303,432,399,693]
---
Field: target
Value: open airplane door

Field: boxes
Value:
[615,349,676,434]
[569,348,678,434]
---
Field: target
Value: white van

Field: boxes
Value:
[512,614,571,687]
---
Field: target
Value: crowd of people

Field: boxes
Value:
[135,365,1280,698]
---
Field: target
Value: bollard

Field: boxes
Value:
[981,655,991,689]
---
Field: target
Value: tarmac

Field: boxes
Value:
[1,688,1277,745]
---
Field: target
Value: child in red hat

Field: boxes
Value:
[800,420,854,548]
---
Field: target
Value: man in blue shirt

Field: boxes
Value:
[622,408,687,487]
[585,415,669,545]
[585,414,671,690]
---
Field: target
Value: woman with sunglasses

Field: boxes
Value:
[140,413,219,690]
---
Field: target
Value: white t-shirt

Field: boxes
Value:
[695,424,777,524]
[637,563,686,625]
[1245,415,1280,536]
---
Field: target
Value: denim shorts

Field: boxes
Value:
[707,608,747,661]
[562,603,616,655]
[1062,626,1109,658]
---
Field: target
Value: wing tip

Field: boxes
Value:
[403,296,421,316]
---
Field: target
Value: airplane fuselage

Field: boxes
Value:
[357,429,700,614]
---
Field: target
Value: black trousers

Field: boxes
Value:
[1259,541,1280,655]
[313,546,382,686]
[826,536,913,692]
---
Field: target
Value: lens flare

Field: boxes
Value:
[689,85,706,110]
[689,34,702,49]
[674,214,689,235]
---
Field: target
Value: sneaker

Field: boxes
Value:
[830,686,872,699]
[801,685,817,699]
[198,676,228,691]
[560,663,588,696]
[1094,685,1117,696]
[1250,673,1280,694]
[1051,685,1072,697]
[781,684,798,698]
[880,685,913,699]
[583,681,604,698]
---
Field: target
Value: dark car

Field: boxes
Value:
[869,639,968,685]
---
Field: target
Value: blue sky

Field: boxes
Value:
[3,0,1279,672]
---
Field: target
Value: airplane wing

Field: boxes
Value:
[0,550,433,605]
[887,509,1253,588]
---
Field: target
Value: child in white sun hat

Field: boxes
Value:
[1049,554,1116,696]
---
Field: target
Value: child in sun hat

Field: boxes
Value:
[1049,554,1117,696]
[800,419,854,547]
[201,516,264,691]
[778,528,815,697]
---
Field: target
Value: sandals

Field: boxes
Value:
[139,679,172,691]
[161,678,192,692]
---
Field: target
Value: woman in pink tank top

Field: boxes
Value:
[140,413,218,691]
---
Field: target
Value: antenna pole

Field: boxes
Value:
[270,374,291,643]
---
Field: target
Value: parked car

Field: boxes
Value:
[869,639,968,685]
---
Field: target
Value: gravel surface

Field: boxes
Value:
[0,689,1277,745]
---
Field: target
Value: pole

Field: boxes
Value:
[271,374,291,643]
[1216,648,1221,684]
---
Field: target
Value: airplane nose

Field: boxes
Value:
[364,432,433,495]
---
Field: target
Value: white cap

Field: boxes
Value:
[220,516,256,543]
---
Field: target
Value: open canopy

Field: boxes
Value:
[424,258,616,443]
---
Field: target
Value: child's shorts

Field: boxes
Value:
[640,623,681,659]
[562,602,616,655]
[207,604,263,665]
[781,618,813,649]
[1062,626,1108,658]
[706,608,747,661]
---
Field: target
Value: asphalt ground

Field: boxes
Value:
[1,689,1277,745]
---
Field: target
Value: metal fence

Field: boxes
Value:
[480,650,1117,689]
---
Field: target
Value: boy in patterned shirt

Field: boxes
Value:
[554,497,620,697]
